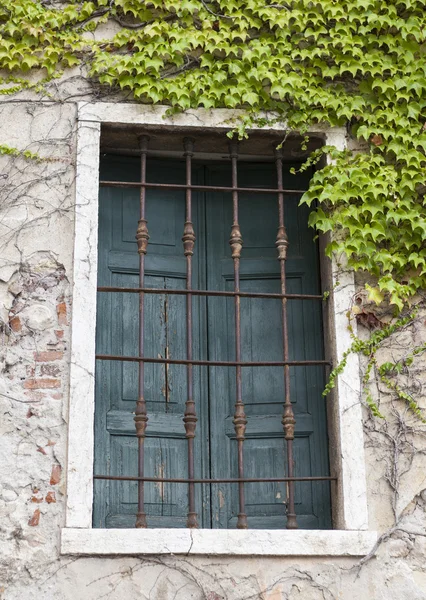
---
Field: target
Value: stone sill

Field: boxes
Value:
[61,528,377,557]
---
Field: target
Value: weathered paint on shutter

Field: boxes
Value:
[94,156,331,529]
[205,163,331,529]
[94,156,210,528]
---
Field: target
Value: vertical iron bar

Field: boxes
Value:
[182,138,199,528]
[275,147,298,529]
[229,140,248,529]
[134,135,150,528]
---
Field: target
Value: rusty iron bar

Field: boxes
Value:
[275,146,298,530]
[94,475,337,483]
[97,286,323,301]
[96,354,330,367]
[228,140,248,529]
[182,138,198,529]
[134,135,150,529]
[99,180,305,196]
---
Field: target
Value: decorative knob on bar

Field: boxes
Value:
[276,226,289,261]
[233,403,248,441]
[134,399,148,529]
[134,402,148,436]
[135,135,150,256]
[182,137,196,257]
[183,406,197,439]
[136,219,149,255]
[182,222,195,256]
[282,404,296,440]
[229,225,243,259]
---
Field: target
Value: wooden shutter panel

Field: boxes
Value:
[94,157,209,528]
[205,163,331,529]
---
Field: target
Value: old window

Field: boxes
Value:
[93,130,332,530]
[62,104,374,556]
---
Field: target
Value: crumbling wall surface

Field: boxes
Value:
[1,101,426,600]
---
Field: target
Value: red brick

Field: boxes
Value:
[55,330,64,339]
[28,509,40,526]
[9,316,22,332]
[45,491,56,504]
[24,379,60,390]
[50,464,62,485]
[31,494,43,503]
[40,363,61,377]
[57,303,67,326]
[36,446,47,455]
[34,350,64,362]
[47,440,56,446]
[51,393,63,400]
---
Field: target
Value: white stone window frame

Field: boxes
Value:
[61,102,377,556]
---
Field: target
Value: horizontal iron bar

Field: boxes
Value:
[95,354,331,367]
[94,475,337,483]
[97,286,323,301]
[99,180,305,195]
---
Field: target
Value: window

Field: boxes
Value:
[93,133,331,530]
[62,104,374,556]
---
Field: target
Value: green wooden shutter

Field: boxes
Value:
[94,156,210,528]
[94,156,331,529]
[205,163,331,529]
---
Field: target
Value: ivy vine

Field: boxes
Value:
[324,305,426,420]
[1,0,425,417]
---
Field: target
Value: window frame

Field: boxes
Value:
[61,103,376,556]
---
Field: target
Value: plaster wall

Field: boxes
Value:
[1,100,426,600]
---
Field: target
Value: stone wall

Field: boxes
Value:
[1,100,426,600]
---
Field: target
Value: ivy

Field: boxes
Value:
[1,0,425,307]
[0,144,41,161]
[324,306,426,420]
[1,0,426,416]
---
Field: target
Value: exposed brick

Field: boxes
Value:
[55,330,64,339]
[45,491,56,504]
[46,440,56,446]
[36,445,47,455]
[34,350,64,362]
[57,302,67,325]
[24,379,60,390]
[51,392,63,400]
[28,509,40,526]
[24,390,46,401]
[50,464,62,485]
[26,365,36,377]
[31,494,43,503]
[40,363,61,377]
[9,315,22,332]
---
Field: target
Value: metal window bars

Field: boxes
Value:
[94,135,335,530]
